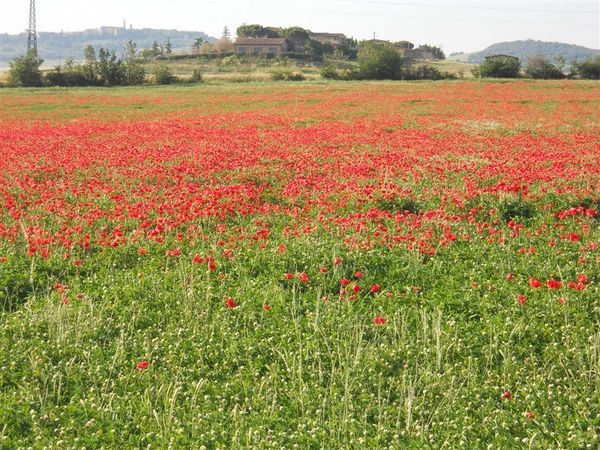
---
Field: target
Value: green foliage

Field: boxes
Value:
[236,24,279,38]
[404,65,456,80]
[320,65,339,79]
[357,41,404,80]
[525,55,565,79]
[572,56,600,79]
[152,64,175,85]
[8,52,44,87]
[270,70,305,81]
[416,44,446,60]
[478,55,521,78]
[498,197,536,222]
[45,59,88,87]
[189,69,204,84]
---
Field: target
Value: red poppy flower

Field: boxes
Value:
[278,244,286,254]
[284,272,294,280]
[525,411,536,419]
[73,259,82,266]
[546,278,562,289]
[506,273,514,281]
[577,274,589,283]
[137,361,149,370]
[352,284,361,293]
[334,257,343,265]
[354,271,363,279]
[373,316,386,326]
[517,294,526,305]
[529,277,542,288]
[320,267,328,273]
[502,391,512,399]
[263,304,271,311]
[298,272,309,283]
[340,278,350,286]
[225,298,238,308]
[370,284,381,293]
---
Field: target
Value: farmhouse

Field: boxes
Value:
[309,32,348,46]
[234,38,288,55]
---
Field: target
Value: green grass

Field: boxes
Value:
[0,81,599,449]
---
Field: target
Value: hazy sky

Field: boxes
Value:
[1,0,598,53]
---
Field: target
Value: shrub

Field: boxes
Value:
[320,65,339,80]
[270,70,305,81]
[477,55,521,78]
[404,65,457,80]
[45,59,89,87]
[525,55,564,79]
[189,69,204,84]
[152,64,175,85]
[572,56,600,79]
[357,41,404,80]
[8,52,44,87]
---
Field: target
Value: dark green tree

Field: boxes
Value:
[525,54,564,79]
[236,24,278,38]
[357,41,404,80]
[83,45,98,85]
[8,51,44,87]
[97,48,125,86]
[477,55,521,78]
[164,39,173,57]
[123,41,146,85]
[572,56,600,79]
[192,37,204,53]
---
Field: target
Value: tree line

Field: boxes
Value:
[6,41,204,88]
[473,54,600,79]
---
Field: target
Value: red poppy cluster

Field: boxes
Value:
[0,82,597,330]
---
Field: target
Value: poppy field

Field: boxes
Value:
[0,80,599,448]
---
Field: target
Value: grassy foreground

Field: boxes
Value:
[0,80,598,449]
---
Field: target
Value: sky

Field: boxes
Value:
[1,0,598,53]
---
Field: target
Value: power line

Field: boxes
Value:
[336,0,600,15]
[198,0,600,27]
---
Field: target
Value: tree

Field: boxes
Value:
[97,48,125,86]
[572,56,600,79]
[416,44,445,60]
[395,40,414,50]
[165,39,173,57]
[477,55,521,78]
[123,41,146,85]
[222,26,231,40]
[152,41,162,57]
[357,41,404,80]
[525,54,564,79]
[8,51,44,87]
[236,24,278,38]
[192,37,204,54]
[83,45,98,85]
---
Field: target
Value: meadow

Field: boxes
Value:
[0,80,598,449]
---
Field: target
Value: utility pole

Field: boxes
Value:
[27,0,38,57]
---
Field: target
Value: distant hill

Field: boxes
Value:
[455,40,599,65]
[0,27,215,66]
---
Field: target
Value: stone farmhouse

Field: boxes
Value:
[308,32,348,46]
[234,38,288,56]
